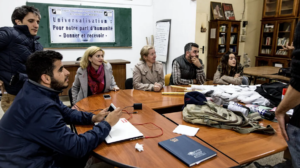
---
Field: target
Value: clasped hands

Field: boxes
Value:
[153,82,162,92]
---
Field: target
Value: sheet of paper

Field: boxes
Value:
[173,125,199,136]
[154,22,170,62]
[210,28,216,39]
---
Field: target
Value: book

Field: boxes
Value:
[105,118,144,144]
[159,135,217,167]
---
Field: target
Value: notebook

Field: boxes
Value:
[159,135,217,167]
[105,118,144,144]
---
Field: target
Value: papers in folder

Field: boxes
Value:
[105,118,144,144]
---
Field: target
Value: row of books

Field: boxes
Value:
[276,50,288,55]
[219,35,226,44]
[231,27,238,33]
[277,37,289,46]
[220,25,226,32]
[219,48,226,53]
[265,37,272,45]
[261,48,271,54]
[230,35,237,44]
[229,46,237,53]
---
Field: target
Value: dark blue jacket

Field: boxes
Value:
[0,80,111,168]
[0,25,43,95]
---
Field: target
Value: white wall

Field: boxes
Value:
[245,0,264,67]
[0,0,154,79]
[152,0,197,74]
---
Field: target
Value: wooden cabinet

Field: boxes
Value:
[207,20,241,80]
[259,19,295,57]
[263,0,299,18]
[257,0,299,68]
[255,56,291,67]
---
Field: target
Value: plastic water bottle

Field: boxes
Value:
[223,102,249,116]
[249,106,275,121]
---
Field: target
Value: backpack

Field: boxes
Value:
[182,101,275,134]
[255,82,288,107]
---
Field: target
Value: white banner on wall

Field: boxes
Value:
[48,6,115,43]
[154,22,170,62]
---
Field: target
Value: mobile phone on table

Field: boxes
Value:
[108,103,116,112]
[103,94,111,100]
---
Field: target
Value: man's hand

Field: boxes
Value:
[92,107,109,123]
[280,42,294,51]
[191,57,202,68]
[234,73,240,78]
[275,112,290,141]
[105,107,122,127]
[193,79,197,84]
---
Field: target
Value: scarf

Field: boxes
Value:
[87,64,105,94]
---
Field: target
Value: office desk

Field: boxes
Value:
[122,81,214,111]
[244,66,290,84]
[75,91,238,168]
[163,112,287,165]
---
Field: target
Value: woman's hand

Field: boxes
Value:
[234,73,240,78]
[112,86,119,91]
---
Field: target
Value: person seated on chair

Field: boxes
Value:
[0,50,122,168]
[72,46,119,105]
[133,45,164,91]
[170,42,206,85]
[213,52,244,85]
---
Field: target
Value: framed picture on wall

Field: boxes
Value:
[222,3,236,20]
[211,2,225,20]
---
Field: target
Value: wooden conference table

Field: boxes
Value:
[75,85,287,167]
[75,90,237,168]
[244,66,290,83]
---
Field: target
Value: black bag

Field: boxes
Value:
[255,82,288,107]
[278,67,291,77]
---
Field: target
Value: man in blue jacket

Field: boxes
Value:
[0,5,43,112]
[0,50,122,168]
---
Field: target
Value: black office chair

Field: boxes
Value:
[68,88,74,107]
[68,88,76,132]
[125,78,133,89]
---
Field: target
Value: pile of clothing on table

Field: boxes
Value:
[188,82,288,108]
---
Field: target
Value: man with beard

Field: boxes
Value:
[170,42,206,85]
[0,50,122,168]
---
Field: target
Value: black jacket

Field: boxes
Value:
[0,80,111,167]
[0,25,43,95]
[170,54,203,84]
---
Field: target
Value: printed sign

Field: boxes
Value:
[48,6,115,43]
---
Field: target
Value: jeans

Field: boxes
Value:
[287,124,300,168]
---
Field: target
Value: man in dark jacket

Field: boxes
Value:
[0,50,122,168]
[170,42,206,85]
[276,22,300,168]
[0,5,43,112]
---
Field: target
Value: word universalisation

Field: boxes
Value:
[48,6,115,43]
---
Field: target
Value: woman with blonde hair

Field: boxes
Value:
[133,45,164,91]
[72,46,119,105]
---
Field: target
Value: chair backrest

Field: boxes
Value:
[125,78,133,89]
[242,76,249,85]
[165,73,171,86]
[68,88,74,107]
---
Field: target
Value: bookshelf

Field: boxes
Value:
[207,20,241,80]
[263,0,298,18]
[256,0,299,73]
